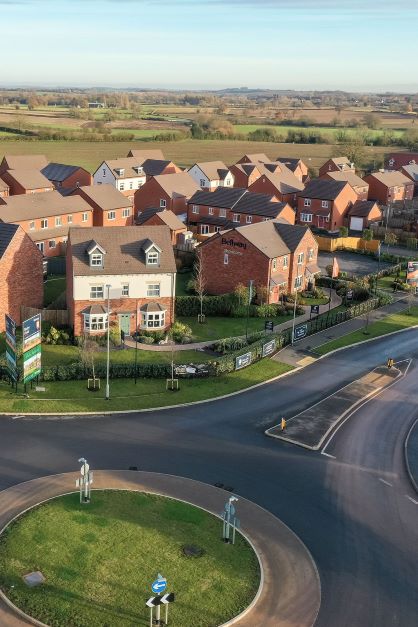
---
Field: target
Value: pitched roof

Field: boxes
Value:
[137,208,186,231]
[76,184,131,210]
[0,178,9,192]
[366,170,413,187]
[141,159,176,177]
[256,167,305,194]
[330,156,352,166]
[231,163,262,177]
[191,161,230,181]
[299,179,348,200]
[234,193,289,218]
[152,172,200,198]
[42,162,86,182]
[230,220,310,258]
[3,169,53,190]
[100,157,147,180]
[1,154,48,170]
[0,190,92,222]
[189,187,247,208]
[239,153,270,164]
[69,226,176,276]
[275,157,301,168]
[401,163,418,182]
[127,149,165,161]
[0,223,19,259]
[348,200,382,218]
[325,170,369,189]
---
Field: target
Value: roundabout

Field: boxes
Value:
[0,471,321,627]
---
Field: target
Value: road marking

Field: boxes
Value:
[405,495,418,505]
[320,451,336,459]
[378,478,393,487]
[11,416,25,420]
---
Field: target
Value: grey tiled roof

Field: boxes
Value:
[0,223,19,258]
[299,179,347,200]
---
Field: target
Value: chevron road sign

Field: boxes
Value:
[146,592,175,625]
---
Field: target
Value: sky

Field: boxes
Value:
[1,0,418,92]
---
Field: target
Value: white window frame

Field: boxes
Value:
[297,252,304,264]
[41,219,48,229]
[107,210,116,221]
[219,208,226,218]
[246,215,252,223]
[192,205,199,214]
[36,242,44,253]
[55,216,62,227]
[283,255,288,268]
[147,283,160,297]
[304,198,311,207]
[147,251,159,265]
[215,226,221,232]
[224,253,229,265]
[321,200,329,209]
[272,258,277,270]
[141,310,166,329]
[200,179,206,187]
[300,213,312,222]
[90,253,103,267]
[82,212,88,222]
[122,207,131,218]
[84,313,108,332]
[29,221,35,231]
[160,199,167,208]
[294,275,303,289]
[90,284,104,299]
[232,213,240,222]
[200,224,210,235]
[67,214,73,224]
[119,183,125,191]
[208,207,214,215]
[308,248,314,261]
[121,283,129,297]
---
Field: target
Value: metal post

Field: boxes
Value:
[150,607,153,627]
[232,520,236,545]
[245,280,253,341]
[328,276,332,312]
[291,288,298,345]
[105,284,111,400]
[156,604,160,625]
[165,603,168,625]
[375,243,381,295]
[134,299,138,384]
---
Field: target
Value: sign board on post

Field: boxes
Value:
[293,324,308,342]
[262,339,275,357]
[5,314,17,380]
[310,304,320,316]
[235,352,252,370]
[346,289,353,300]
[22,314,42,384]
[264,320,274,332]
[407,261,418,285]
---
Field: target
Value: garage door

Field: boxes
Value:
[350,217,364,231]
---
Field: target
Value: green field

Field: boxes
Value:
[178,314,294,341]
[0,491,259,627]
[233,124,404,140]
[315,306,418,355]
[0,359,292,413]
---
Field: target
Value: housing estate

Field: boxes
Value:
[297,179,358,232]
[187,187,295,238]
[0,154,48,176]
[346,200,383,232]
[42,162,93,191]
[276,157,309,182]
[322,170,369,201]
[0,223,43,331]
[399,163,418,195]
[229,163,263,189]
[93,158,147,202]
[319,157,355,177]
[66,226,176,337]
[136,208,186,245]
[363,171,414,204]
[134,172,200,217]
[0,169,54,195]
[198,220,319,303]
[187,161,234,191]
[0,191,93,256]
[72,184,133,227]
[248,166,305,206]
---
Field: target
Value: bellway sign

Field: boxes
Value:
[22,314,42,384]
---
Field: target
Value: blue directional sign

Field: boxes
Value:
[152,576,167,595]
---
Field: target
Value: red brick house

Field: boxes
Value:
[66,225,176,337]
[141,159,181,181]
[346,200,382,231]
[236,153,270,165]
[41,163,93,191]
[72,184,133,227]
[248,167,305,207]
[134,172,200,217]
[136,208,186,245]
[0,154,48,176]
[187,187,295,238]
[127,149,165,161]
[323,170,369,201]
[385,151,418,170]
[297,179,358,232]
[0,223,43,331]
[363,171,414,204]
[319,157,355,177]
[0,169,54,196]
[276,157,309,182]
[199,220,319,303]
[0,191,93,257]
[229,163,262,189]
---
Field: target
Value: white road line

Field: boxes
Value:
[405,495,418,505]
[378,478,393,487]
[320,451,336,459]
[11,416,24,420]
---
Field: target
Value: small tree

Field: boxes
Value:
[339,226,349,238]
[361,228,373,251]
[78,336,100,388]
[234,283,248,306]
[256,285,269,305]
[194,249,206,323]
[385,232,398,251]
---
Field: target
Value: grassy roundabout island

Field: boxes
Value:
[0,491,260,627]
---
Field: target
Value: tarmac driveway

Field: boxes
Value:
[318,250,392,276]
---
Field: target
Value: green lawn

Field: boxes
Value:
[0,491,259,627]
[44,275,66,307]
[315,306,418,355]
[178,315,294,341]
[0,359,292,413]
[176,271,193,296]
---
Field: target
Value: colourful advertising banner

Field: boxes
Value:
[5,314,17,380]
[23,344,42,384]
[23,314,41,352]
[407,261,418,285]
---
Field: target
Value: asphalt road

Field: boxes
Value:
[1,329,418,627]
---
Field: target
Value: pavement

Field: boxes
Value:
[266,363,406,449]
[0,471,320,627]
[1,330,418,626]
[276,294,410,367]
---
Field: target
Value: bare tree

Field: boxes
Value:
[78,335,100,388]
[194,249,207,323]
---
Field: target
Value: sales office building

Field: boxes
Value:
[66,226,176,337]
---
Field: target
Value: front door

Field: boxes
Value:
[118,313,131,337]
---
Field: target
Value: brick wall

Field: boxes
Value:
[248,177,298,207]
[0,227,43,331]
[61,168,93,189]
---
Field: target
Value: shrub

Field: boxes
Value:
[175,294,234,317]
[169,321,193,343]
[43,326,71,345]
[352,286,370,302]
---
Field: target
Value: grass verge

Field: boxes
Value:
[0,359,293,413]
[314,306,418,355]
[178,314,294,341]
[0,491,259,627]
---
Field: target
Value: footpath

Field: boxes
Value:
[276,294,409,368]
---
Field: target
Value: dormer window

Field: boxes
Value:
[91,253,103,267]
[115,168,125,176]
[87,240,106,268]
[133,166,143,175]
[147,250,159,265]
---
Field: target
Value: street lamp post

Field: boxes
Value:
[105,284,111,400]
[134,299,138,385]
[245,279,254,341]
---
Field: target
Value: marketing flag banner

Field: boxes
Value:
[5,314,17,380]
[23,314,41,352]
[23,344,42,384]
[407,261,418,285]
[331,257,340,279]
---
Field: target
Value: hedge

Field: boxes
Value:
[175,294,234,317]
